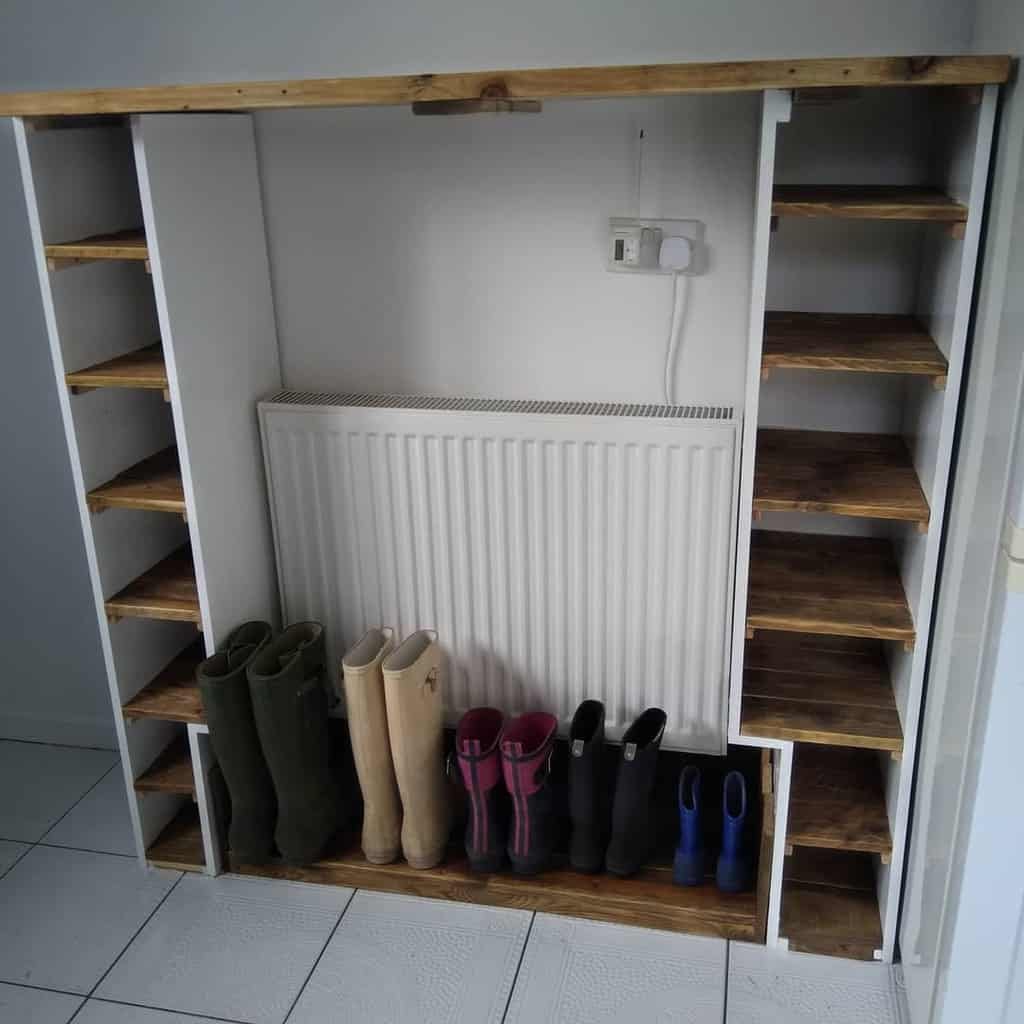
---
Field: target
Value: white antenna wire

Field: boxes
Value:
[663,272,689,405]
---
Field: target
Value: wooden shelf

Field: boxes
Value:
[105,545,201,625]
[746,530,915,646]
[742,634,903,754]
[754,428,930,528]
[134,735,195,796]
[772,185,967,222]
[761,312,948,385]
[787,744,892,858]
[122,641,206,724]
[45,228,148,266]
[65,344,167,394]
[87,447,185,516]
[782,848,882,960]
[0,56,1010,117]
[147,803,204,872]
[234,835,759,940]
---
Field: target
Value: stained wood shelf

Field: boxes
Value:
[761,312,948,386]
[87,447,185,516]
[746,530,915,646]
[134,735,195,796]
[234,835,759,940]
[146,803,204,872]
[65,344,167,395]
[104,545,201,626]
[787,744,892,859]
[754,428,930,528]
[781,848,882,960]
[122,641,206,724]
[742,633,903,755]
[44,228,148,268]
[0,56,1010,117]
[771,185,967,223]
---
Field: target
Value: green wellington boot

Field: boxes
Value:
[248,622,341,865]
[197,621,276,865]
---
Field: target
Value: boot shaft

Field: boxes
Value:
[568,699,606,820]
[677,764,703,855]
[500,712,558,869]
[720,770,747,855]
[611,707,667,832]
[456,707,506,869]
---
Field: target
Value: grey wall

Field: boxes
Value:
[0,1,975,92]
[0,118,113,748]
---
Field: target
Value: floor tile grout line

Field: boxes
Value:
[83,869,186,1001]
[0,978,89,999]
[35,841,137,859]
[281,885,359,1023]
[499,910,537,1024]
[0,736,119,754]
[722,939,731,1023]
[0,839,33,881]
[68,994,249,1024]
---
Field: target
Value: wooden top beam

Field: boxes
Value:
[0,55,1011,117]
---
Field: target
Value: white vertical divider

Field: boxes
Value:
[727,89,793,949]
[11,116,149,862]
[876,85,999,962]
[134,113,283,872]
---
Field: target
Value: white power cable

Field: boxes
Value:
[663,271,689,405]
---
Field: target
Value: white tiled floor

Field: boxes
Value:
[0,739,912,1024]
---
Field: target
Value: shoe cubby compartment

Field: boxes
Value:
[146,802,206,872]
[235,741,774,941]
[734,85,996,961]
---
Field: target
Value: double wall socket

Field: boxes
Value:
[608,217,707,275]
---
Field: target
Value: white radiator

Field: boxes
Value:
[258,392,738,753]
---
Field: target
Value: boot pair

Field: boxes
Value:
[674,766,751,892]
[569,701,667,877]
[341,628,451,870]
[455,709,559,875]
[197,621,340,867]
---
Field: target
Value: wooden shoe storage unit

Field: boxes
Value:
[730,84,998,960]
[13,115,281,874]
[2,55,1007,960]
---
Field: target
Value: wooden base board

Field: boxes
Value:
[781,848,881,960]
[147,803,204,872]
[233,835,759,940]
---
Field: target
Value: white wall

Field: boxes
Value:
[899,0,1024,1020]
[0,1,975,92]
[258,96,757,405]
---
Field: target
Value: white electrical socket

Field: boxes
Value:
[608,217,706,275]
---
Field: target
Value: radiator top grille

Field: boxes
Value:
[263,390,734,421]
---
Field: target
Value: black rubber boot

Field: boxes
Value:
[500,713,558,875]
[605,707,667,877]
[568,699,607,873]
[248,622,341,866]
[197,621,275,865]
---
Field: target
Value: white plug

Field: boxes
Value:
[659,235,693,273]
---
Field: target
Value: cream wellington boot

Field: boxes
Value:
[341,628,402,864]
[382,630,451,869]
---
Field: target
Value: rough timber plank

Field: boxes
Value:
[233,836,758,940]
[65,344,167,392]
[787,744,892,857]
[134,735,195,795]
[772,185,967,221]
[146,803,204,872]
[754,428,930,526]
[87,447,185,515]
[741,633,903,753]
[0,56,1011,116]
[122,641,205,724]
[104,545,201,625]
[44,228,148,261]
[762,312,948,378]
[782,848,881,960]
[746,531,915,645]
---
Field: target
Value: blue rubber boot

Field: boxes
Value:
[716,770,751,893]
[673,765,704,886]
